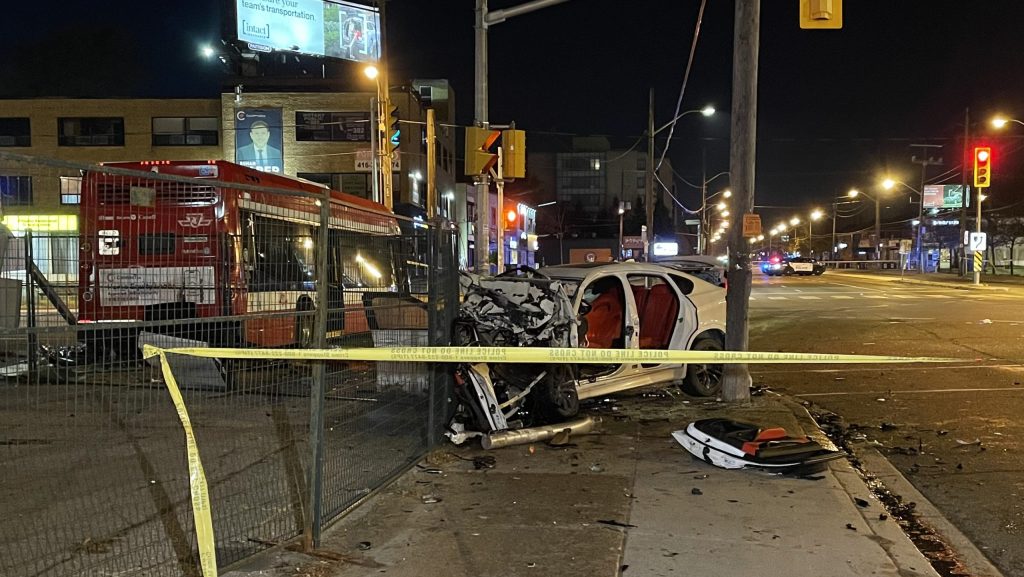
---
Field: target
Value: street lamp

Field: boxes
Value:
[618,201,631,260]
[808,209,823,256]
[883,178,924,272]
[697,183,731,255]
[992,116,1024,129]
[848,188,882,261]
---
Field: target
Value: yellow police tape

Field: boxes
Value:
[152,350,218,577]
[143,345,955,366]
[142,344,955,577]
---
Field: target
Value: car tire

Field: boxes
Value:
[782,268,793,276]
[814,269,824,276]
[681,336,724,397]
[533,364,580,422]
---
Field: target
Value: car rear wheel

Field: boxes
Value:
[681,337,724,397]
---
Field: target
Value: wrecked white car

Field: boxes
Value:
[450,263,727,437]
[451,271,582,435]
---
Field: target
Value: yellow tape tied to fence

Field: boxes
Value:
[142,344,955,577]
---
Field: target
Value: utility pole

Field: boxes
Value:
[960,107,970,276]
[699,148,707,255]
[722,0,760,403]
[426,108,437,218]
[910,144,943,273]
[474,0,571,273]
[645,89,655,261]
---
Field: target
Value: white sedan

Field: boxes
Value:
[537,262,727,398]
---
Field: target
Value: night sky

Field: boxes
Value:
[3,0,1024,225]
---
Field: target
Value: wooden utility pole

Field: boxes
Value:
[426,108,437,218]
[722,0,760,402]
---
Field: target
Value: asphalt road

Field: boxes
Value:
[747,271,1024,577]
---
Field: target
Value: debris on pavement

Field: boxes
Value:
[691,487,703,495]
[673,418,844,472]
[596,519,637,528]
[480,416,596,450]
[955,438,981,447]
[421,495,442,504]
[854,497,870,508]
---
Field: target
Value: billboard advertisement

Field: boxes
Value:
[922,184,969,209]
[235,108,285,174]
[236,0,380,63]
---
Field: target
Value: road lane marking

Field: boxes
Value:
[864,295,889,299]
[767,296,789,300]
[796,387,1024,397]
[798,296,822,300]
[756,363,1024,374]
[832,295,855,299]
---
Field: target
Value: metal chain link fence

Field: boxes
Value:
[0,151,458,576]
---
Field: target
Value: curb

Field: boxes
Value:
[857,449,1005,577]
[830,271,1011,292]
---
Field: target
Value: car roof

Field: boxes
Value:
[538,262,716,288]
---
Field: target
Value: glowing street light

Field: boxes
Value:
[200,45,215,58]
[717,202,727,211]
[363,65,380,80]
[790,217,800,226]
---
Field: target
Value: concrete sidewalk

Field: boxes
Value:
[222,392,1000,577]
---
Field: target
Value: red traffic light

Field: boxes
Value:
[974,146,992,188]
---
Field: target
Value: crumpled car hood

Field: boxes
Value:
[458,273,579,348]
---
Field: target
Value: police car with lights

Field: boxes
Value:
[760,256,825,276]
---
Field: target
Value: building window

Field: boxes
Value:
[637,175,646,190]
[295,112,370,142]
[152,117,218,146]
[297,172,372,200]
[0,176,32,206]
[637,157,646,171]
[58,117,124,146]
[0,118,30,147]
[60,176,81,205]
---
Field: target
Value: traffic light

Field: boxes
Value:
[799,0,843,29]
[502,129,526,179]
[465,126,500,175]
[974,147,992,188]
[387,104,400,152]
[506,208,518,226]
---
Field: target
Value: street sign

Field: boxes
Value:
[898,240,913,255]
[355,150,400,172]
[969,232,987,252]
[742,213,762,237]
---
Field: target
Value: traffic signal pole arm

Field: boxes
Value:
[474,0,572,273]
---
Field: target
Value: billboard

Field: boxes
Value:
[236,0,380,63]
[922,184,970,209]
[234,108,285,174]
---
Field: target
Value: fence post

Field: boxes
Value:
[304,190,330,550]
[24,230,37,373]
[426,223,441,443]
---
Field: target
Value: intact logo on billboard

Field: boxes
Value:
[178,213,212,228]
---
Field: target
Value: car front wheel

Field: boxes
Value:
[532,364,580,422]
[681,336,724,397]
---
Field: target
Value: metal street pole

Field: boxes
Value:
[474,0,571,273]
[722,0,760,403]
[960,107,970,276]
[974,191,983,285]
[645,88,655,261]
[810,219,816,257]
[830,202,837,260]
[874,197,881,261]
[369,96,379,204]
[378,0,393,211]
